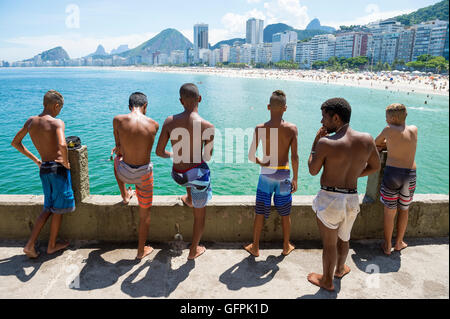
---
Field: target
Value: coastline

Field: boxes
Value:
[1,65,449,97]
[104,65,450,97]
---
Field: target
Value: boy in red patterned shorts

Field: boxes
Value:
[113,92,159,260]
[375,103,418,255]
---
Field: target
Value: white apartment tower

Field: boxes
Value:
[246,18,264,45]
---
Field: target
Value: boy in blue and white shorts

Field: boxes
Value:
[245,90,299,257]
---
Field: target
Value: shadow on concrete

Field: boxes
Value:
[72,248,140,291]
[0,247,63,282]
[219,254,285,291]
[297,279,342,299]
[120,249,195,298]
[351,240,402,274]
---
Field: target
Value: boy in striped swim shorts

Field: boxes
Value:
[375,103,418,255]
[113,92,159,260]
[245,90,299,257]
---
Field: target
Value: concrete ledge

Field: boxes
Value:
[0,194,448,242]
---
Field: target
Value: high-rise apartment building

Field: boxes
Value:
[194,23,209,63]
[220,44,230,63]
[295,41,312,68]
[272,31,298,62]
[397,29,416,62]
[412,20,449,60]
[246,18,264,45]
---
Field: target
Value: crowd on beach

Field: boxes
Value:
[113,65,450,97]
[11,85,419,293]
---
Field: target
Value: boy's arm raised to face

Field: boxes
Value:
[55,120,70,169]
[308,127,328,176]
[11,118,42,168]
[290,126,299,194]
[155,118,173,159]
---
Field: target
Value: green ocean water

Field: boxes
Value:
[0,67,448,196]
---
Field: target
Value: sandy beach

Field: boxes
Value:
[106,65,449,97]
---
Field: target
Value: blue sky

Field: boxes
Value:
[0,0,441,61]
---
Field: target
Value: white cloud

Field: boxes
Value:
[263,0,310,29]
[323,4,415,29]
[1,32,157,61]
[216,0,310,43]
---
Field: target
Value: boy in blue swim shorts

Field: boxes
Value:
[245,90,299,257]
[12,90,75,259]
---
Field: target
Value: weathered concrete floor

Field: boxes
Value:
[0,238,448,299]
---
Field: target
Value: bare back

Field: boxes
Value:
[383,125,417,169]
[164,111,214,171]
[28,115,65,163]
[114,113,158,166]
[257,120,297,167]
[320,128,376,189]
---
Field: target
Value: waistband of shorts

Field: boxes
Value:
[384,166,417,174]
[172,161,207,174]
[123,161,152,170]
[260,166,291,174]
[40,162,67,175]
[41,161,64,167]
[321,186,358,194]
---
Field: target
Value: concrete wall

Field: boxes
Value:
[0,147,448,242]
[0,194,448,242]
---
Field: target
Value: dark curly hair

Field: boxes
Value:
[321,98,351,124]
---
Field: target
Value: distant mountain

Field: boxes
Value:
[394,0,449,26]
[94,45,107,56]
[86,44,108,58]
[264,23,294,42]
[111,44,129,55]
[211,38,245,50]
[306,18,336,33]
[24,46,70,62]
[120,28,193,57]
[264,23,331,43]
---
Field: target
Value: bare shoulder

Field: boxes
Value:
[201,117,214,129]
[255,123,265,131]
[408,125,418,132]
[163,115,174,125]
[146,117,159,130]
[53,118,65,128]
[283,121,298,134]
[113,114,126,123]
[352,129,374,144]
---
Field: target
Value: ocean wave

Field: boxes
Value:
[409,106,447,112]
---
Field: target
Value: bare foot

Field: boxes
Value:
[335,264,351,278]
[122,187,134,205]
[243,243,259,257]
[282,242,295,256]
[181,194,193,208]
[394,241,408,252]
[188,245,206,260]
[136,246,154,260]
[307,273,335,292]
[381,242,392,256]
[47,241,69,255]
[23,246,40,259]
